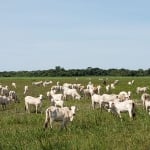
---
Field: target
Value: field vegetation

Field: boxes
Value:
[0,77,150,150]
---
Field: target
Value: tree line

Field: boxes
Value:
[0,66,150,77]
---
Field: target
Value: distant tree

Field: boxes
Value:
[0,66,149,77]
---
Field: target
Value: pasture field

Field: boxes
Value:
[0,76,150,150]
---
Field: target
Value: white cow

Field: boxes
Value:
[25,94,43,114]
[91,93,103,109]
[63,88,81,100]
[47,90,64,108]
[141,93,150,109]
[32,81,43,86]
[51,99,64,108]
[91,93,118,110]
[98,94,118,109]
[43,81,53,87]
[44,106,76,129]
[136,87,149,94]
[0,95,11,109]
[47,90,63,101]
[80,88,91,99]
[108,99,136,120]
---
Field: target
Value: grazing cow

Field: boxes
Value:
[25,94,43,114]
[91,93,118,110]
[136,87,149,94]
[108,99,136,120]
[32,81,43,86]
[44,106,76,129]
[63,88,81,100]
[43,81,53,87]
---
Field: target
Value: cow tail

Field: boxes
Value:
[132,102,136,118]
[25,102,27,111]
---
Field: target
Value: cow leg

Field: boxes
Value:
[50,119,53,128]
[92,101,95,109]
[35,105,38,114]
[2,104,5,110]
[44,119,49,128]
[143,100,145,109]
[61,120,65,130]
[128,110,133,119]
[44,110,50,129]
[25,103,30,113]
[117,111,122,121]
[40,104,42,114]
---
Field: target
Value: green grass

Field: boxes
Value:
[0,76,150,150]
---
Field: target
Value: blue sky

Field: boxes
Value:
[0,0,150,71]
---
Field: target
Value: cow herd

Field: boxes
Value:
[0,78,150,130]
